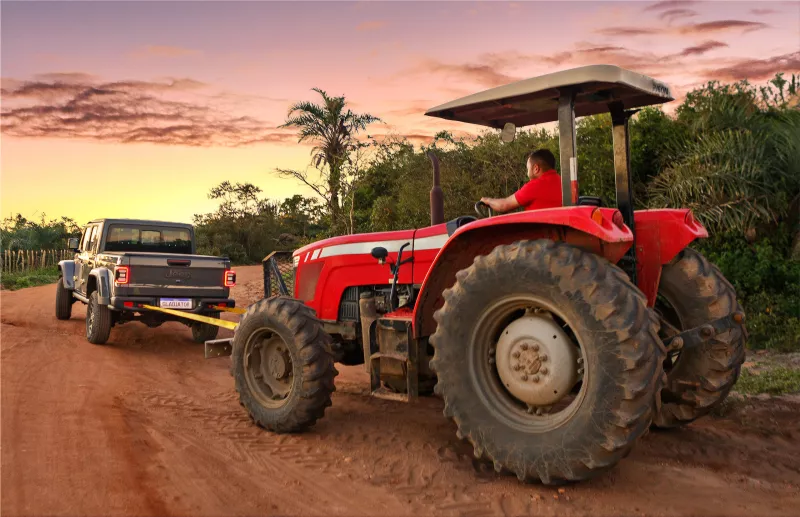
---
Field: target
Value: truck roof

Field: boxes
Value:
[86,218,194,229]
[425,64,674,128]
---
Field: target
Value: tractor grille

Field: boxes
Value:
[338,286,360,321]
[262,251,295,298]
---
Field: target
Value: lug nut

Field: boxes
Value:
[578,367,584,375]
[514,365,521,371]
[540,354,548,362]
[489,348,496,356]
[488,358,495,365]
[533,344,540,351]
[535,408,543,416]
[540,367,548,375]
[532,375,540,383]
[577,357,584,364]
[527,406,535,414]
[701,325,714,338]
[521,344,529,351]
[512,351,520,359]
[522,374,528,381]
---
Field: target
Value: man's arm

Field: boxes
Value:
[480,194,520,214]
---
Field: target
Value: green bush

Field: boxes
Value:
[696,226,800,351]
[1,267,60,290]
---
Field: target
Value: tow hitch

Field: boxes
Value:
[661,311,746,352]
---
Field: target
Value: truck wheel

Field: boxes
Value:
[430,239,664,484]
[55,276,73,320]
[191,314,220,343]
[86,291,112,345]
[652,248,746,428]
[232,297,337,433]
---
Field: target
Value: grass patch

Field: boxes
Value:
[1,266,60,290]
[735,367,800,395]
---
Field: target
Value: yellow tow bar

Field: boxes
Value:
[141,304,239,330]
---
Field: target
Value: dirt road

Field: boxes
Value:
[2,266,799,517]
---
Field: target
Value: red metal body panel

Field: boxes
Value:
[632,209,708,306]
[412,206,633,337]
[291,206,704,333]
[292,227,449,321]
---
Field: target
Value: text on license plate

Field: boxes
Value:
[160,298,192,309]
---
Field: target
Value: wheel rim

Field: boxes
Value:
[470,295,586,432]
[243,327,294,408]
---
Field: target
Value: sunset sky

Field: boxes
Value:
[2,0,798,226]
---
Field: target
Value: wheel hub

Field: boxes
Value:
[495,315,579,406]
[267,349,291,379]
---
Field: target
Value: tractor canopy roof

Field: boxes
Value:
[425,64,674,129]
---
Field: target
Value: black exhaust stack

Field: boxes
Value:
[428,151,444,226]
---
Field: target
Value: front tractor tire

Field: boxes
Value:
[430,240,664,484]
[191,313,220,343]
[653,248,747,428]
[232,297,338,433]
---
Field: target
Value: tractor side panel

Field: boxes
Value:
[633,209,708,307]
[412,207,634,338]
[292,226,449,321]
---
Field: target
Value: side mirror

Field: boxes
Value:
[371,246,388,264]
[500,122,516,143]
[67,237,80,252]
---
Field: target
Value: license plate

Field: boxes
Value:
[160,298,192,309]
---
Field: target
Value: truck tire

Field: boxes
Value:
[55,276,73,320]
[191,314,220,343]
[652,248,746,428]
[430,239,664,484]
[232,297,337,433]
[86,291,112,345]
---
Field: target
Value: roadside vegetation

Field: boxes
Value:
[2,74,798,351]
[1,266,60,291]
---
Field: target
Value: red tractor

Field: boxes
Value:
[226,65,747,484]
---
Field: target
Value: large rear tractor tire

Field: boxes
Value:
[652,248,747,428]
[430,240,664,484]
[232,297,338,433]
[86,291,112,345]
[55,277,73,320]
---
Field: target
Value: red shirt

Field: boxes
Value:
[513,170,562,211]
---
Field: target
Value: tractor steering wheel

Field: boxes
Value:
[475,200,494,218]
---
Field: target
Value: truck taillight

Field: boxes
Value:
[224,269,236,287]
[115,266,130,285]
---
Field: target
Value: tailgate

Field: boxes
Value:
[118,253,231,298]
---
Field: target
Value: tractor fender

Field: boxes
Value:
[88,268,112,305]
[58,260,76,290]
[412,206,633,338]
[632,209,708,306]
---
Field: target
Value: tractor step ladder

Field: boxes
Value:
[369,317,418,402]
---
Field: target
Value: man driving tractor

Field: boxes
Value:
[480,148,562,213]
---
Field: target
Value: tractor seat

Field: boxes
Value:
[446,216,477,236]
[577,196,603,207]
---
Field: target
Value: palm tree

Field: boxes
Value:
[649,74,800,239]
[276,88,381,233]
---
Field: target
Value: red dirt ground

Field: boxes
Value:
[2,265,799,516]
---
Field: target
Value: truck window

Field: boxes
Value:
[79,227,90,251]
[103,225,192,254]
[86,225,99,253]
